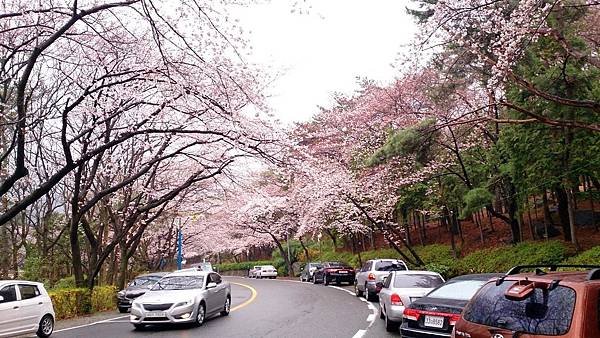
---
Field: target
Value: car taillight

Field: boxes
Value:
[390,293,403,306]
[403,308,420,321]
[368,273,375,281]
[449,313,461,326]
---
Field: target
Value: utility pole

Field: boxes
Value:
[176,220,183,270]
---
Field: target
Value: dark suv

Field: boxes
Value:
[454,264,600,338]
[116,272,168,313]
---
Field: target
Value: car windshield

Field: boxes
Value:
[394,274,444,288]
[426,279,486,300]
[129,276,161,287]
[326,262,345,267]
[375,261,407,271]
[151,276,204,290]
[463,282,575,335]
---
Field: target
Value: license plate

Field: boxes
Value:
[338,271,347,274]
[424,315,444,328]
[146,311,166,318]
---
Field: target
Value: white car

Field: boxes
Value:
[256,265,277,279]
[0,280,55,338]
[130,270,231,329]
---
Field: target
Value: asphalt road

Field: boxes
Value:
[48,277,401,338]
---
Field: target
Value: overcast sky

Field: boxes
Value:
[232,1,419,124]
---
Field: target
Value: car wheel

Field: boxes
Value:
[365,284,373,301]
[36,314,54,338]
[355,282,363,297]
[379,305,385,319]
[385,313,400,332]
[195,303,206,326]
[312,275,318,284]
[133,324,145,330]
[221,297,231,316]
[118,307,128,313]
[324,275,329,286]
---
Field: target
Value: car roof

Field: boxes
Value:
[448,273,505,281]
[505,270,600,285]
[136,272,169,278]
[369,258,406,262]
[393,270,441,276]
[166,270,210,277]
[0,280,44,285]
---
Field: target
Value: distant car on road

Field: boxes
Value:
[248,266,262,278]
[117,272,169,313]
[312,261,355,285]
[400,273,502,338]
[455,264,600,338]
[299,262,322,282]
[355,259,409,301]
[256,265,278,279]
[130,270,231,329]
[378,271,445,332]
[0,280,55,338]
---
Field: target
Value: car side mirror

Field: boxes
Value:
[206,282,217,289]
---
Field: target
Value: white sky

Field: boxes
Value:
[232,0,419,124]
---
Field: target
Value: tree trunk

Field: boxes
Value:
[270,234,293,277]
[299,237,310,261]
[324,229,337,252]
[555,186,572,241]
[566,188,580,251]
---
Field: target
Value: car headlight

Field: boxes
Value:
[117,290,125,298]
[174,299,194,307]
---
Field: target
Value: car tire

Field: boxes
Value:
[312,275,318,284]
[133,324,145,330]
[195,303,206,326]
[324,275,329,285]
[118,307,128,313]
[355,282,363,297]
[36,314,54,338]
[365,284,374,301]
[385,314,400,332]
[221,297,231,316]
[379,305,385,319]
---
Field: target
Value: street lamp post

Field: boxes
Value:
[176,226,183,270]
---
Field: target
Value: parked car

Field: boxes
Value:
[355,259,409,301]
[256,265,278,279]
[312,261,355,285]
[248,266,261,278]
[378,271,445,332]
[454,264,600,338]
[299,262,322,282]
[197,262,213,272]
[130,270,231,329]
[117,272,169,313]
[0,280,55,338]
[401,273,503,337]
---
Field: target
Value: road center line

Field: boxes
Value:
[229,282,258,312]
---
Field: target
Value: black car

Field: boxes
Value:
[116,272,169,313]
[312,261,355,285]
[400,273,503,337]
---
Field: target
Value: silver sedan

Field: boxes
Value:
[378,270,445,332]
[130,270,231,329]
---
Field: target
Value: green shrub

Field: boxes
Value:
[52,276,77,289]
[563,246,600,265]
[215,260,272,272]
[49,286,117,320]
[457,241,567,276]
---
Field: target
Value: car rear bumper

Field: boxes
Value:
[259,272,277,277]
[385,305,405,322]
[400,326,451,337]
[326,274,354,283]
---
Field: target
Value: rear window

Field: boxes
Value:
[394,274,444,288]
[427,280,486,301]
[463,282,576,335]
[375,261,407,272]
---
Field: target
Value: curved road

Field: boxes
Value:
[51,277,400,338]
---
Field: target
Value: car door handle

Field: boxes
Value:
[38,302,43,305]
[13,306,19,309]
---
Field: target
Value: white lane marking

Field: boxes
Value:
[366,314,375,322]
[54,315,129,333]
[352,329,367,338]
[328,285,356,296]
